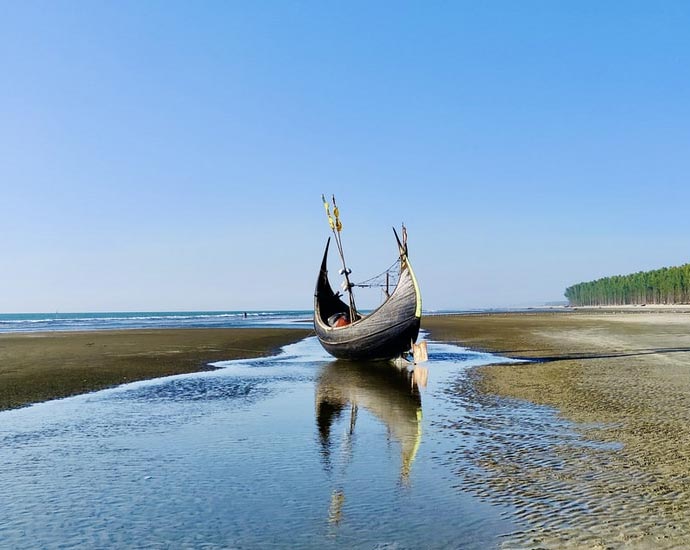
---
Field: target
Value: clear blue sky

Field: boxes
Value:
[2,1,689,312]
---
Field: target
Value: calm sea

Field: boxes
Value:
[0,310,312,333]
[0,309,546,333]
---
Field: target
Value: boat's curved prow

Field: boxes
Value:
[313,231,421,361]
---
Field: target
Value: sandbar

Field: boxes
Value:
[425,310,690,548]
[0,328,311,411]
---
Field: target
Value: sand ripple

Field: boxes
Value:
[442,367,690,549]
[426,312,690,549]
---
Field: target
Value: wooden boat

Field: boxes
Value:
[313,226,422,361]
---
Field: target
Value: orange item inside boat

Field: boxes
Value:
[334,316,350,327]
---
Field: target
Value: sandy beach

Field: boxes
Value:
[0,328,311,411]
[425,310,690,548]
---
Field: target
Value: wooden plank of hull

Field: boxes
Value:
[318,315,421,361]
[314,238,422,361]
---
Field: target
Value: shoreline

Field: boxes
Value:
[0,327,311,411]
[424,311,690,547]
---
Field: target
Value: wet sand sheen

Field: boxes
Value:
[0,328,311,410]
[425,311,690,549]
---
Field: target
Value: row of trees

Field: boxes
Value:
[565,264,690,306]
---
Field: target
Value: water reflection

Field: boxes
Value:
[316,360,424,524]
[316,361,424,479]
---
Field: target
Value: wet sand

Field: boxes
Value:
[0,328,310,411]
[425,311,690,548]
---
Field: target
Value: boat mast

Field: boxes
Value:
[322,195,357,321]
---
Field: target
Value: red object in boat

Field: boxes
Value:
[334,316,350,327]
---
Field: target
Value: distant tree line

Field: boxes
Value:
[565,264,690,306]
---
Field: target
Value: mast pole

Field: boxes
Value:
[322,195,357,321]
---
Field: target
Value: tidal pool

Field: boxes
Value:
[1,337,527,549]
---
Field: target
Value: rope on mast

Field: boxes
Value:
[321,195,357,321]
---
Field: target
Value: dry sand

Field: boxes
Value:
[425,311,690,549]
[0,328,311,411]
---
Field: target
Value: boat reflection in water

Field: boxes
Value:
[315,360,424,525]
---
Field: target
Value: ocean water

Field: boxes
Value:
[0,309,548,334]
[0,336,530,549]
[0,310,312,333]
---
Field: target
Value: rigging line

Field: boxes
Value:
[352,259,400,287]
[354,283,399,289]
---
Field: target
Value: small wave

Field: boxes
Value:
[0,318,57,324]
[0,311,312,333]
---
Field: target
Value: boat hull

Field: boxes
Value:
[314,238,422,361]
[316,316,421,361]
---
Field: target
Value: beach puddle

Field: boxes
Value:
[0,335,616,549]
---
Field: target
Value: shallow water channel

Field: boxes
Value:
[1,336,539,549]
